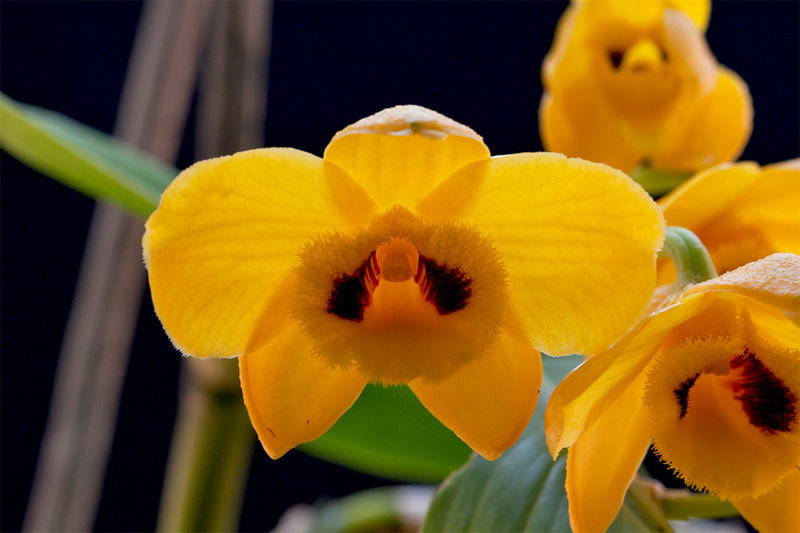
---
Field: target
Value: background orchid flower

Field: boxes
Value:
[540,0,752,174]
[143,105,664,462]
[658,159,800,283]
[545,253,800,533]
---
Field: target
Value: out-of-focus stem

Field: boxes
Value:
[23,2,213,531]
[156,359,254,533]
[660,491,739,521]
[313,486,435,533]
[631,165,692,198]
[156,2,271,531]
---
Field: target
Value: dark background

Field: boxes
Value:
[2,1,798,531]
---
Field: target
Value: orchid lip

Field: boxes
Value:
[326,237,473,323]
[292,205,509,384]
[670,348,797,435]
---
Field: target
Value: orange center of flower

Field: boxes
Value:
[293,206,507,383]
[325,237,472,322]
[673,348,798,434]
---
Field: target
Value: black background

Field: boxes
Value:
[2,1,798,531]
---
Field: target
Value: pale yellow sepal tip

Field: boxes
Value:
[328,104,484,143]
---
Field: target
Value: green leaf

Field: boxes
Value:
[0,92,176,217]
[300,384,472,483]
[421,355,673,532]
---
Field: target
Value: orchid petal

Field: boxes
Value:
[652,69,753,172]
[143,148,374,357]
[685,253,800,317]
[418,152,665,356]
[646,296,800,499]
[408,316,542,461]
[659,162,760,231]
[545,292,712,456]
[665,0,711,31]
[324,105,490,211]
[240,320,369,459]
[566,371,652,533]
[733,471,800,533]
[726,164,800,256]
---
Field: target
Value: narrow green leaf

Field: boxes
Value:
[300,384,472,483]
[0,92,175,217]
[422,355,673,532]
[21,103,175,192]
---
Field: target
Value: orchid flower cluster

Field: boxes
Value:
[140,0,798,532]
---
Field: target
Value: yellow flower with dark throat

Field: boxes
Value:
[540,0,752,174]
[658,159,800,283]
[143,105,664,461]
[545,253,800,533]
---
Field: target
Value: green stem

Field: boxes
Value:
[631,164,692,198]
[658,227,717,287]
[660,490,740,521]
[156,358,254,532]
[312,486,434,532]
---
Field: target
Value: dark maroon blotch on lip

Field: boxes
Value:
[673,372,700,419]
[416,254,472,315]
[609,50,624,69]
[326,251,472,320]
[671,349,797,434]
[730,349,797,435]
[326,253,377,322]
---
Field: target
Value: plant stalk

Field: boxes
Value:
[660,491,740,521]
[22,2,213,531]
[156,359,254,532]
[631,165,692,198]
[156,1,271,530]
[658,226,718,287]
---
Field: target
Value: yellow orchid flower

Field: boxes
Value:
[143,105,665,461]
[658,159,800,283]
[545,253,800,533]
[540,0,752,174]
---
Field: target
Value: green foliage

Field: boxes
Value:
[0,92,175,217]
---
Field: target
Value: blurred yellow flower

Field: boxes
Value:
[540,0,752,174]
[143,105,664,461]
[658,159,800,283]
[545,253,800,533]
